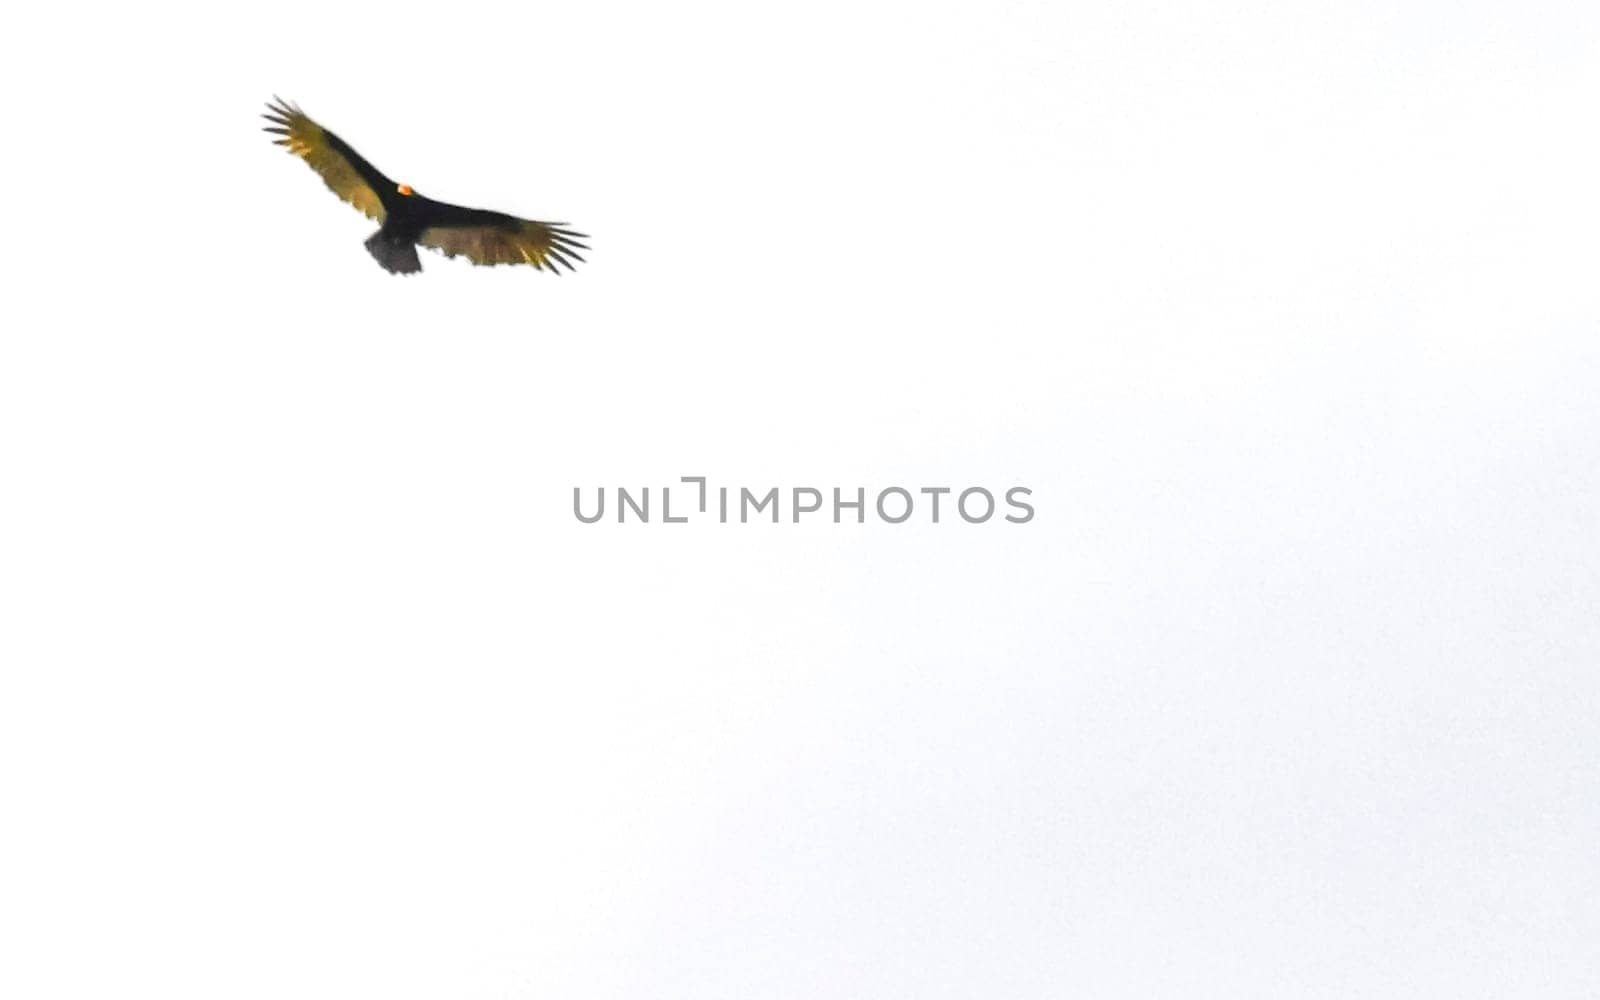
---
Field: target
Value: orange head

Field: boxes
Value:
[397,183,414,196]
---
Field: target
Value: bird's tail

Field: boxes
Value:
[365,232,422,274]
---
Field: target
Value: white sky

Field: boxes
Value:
[2,1,1598,997]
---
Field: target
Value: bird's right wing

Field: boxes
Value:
[413,199,587,273]
[417,215,588,273]
[262,98,391,222]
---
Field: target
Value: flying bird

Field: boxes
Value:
[262,98,587,275]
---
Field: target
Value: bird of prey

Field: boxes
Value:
[262,98,587,275]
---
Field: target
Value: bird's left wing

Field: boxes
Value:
[262,98,390,222]
[417,204,588,273]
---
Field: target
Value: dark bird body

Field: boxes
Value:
[262,98,587,275]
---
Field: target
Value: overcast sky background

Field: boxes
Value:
[2,1,1598,997]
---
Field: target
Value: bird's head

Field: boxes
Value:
[397,183,414,197]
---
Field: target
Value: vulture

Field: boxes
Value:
[262,98,587,275]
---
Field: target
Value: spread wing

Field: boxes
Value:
[417,203,588,273]
[262,98,390,223]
